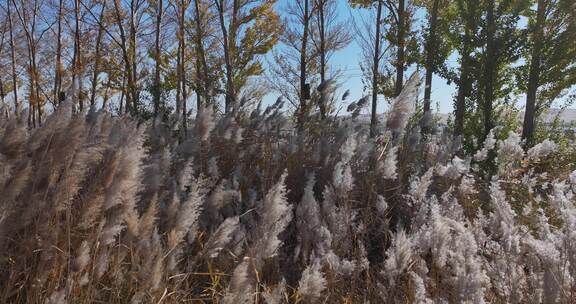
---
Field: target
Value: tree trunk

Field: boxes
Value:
[28,56,35,128]
[90,2,106,108]
[32,46,41,125]
[32,51,42,126]
[215,0,235,113]
[317,0,327,119]
[317,0,326,84]
[0,78,4,111]
[370,0,383,138]
[119,74,126,115]
[195,55,202,114]
[53,0,63,106]
[129,0,138,114]
[423,0,439,114]
[0,23,5,110]
[394,0,406,96]
[33,0,42,125]
[26,43,36,127]
[192,0,202,114]
[298,0,310,129]
[72,0,83,112]
[453,0,475,137]
[522,0,546,147]
[7,0,19,116]
[176,40,182,116]
[180,0,188,134]
[454,51,471,136]
[153,0,163,119]
[113,0,134,115]
[193,0,211,113]
[481,0,497,140]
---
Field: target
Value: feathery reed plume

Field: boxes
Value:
[223,258,255,304]
[295,175,329,262]
[386,72,421,134]
[381,146,398,180]
[384,229,414,281]
[253,172,293,259]
[0,83,575,303]
[474,128,497,161]
[204,216,241,258]
[527,139,557,160]
[262,279,286,304]
[298,260,327,302]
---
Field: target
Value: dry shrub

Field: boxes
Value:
[1,83,576,303]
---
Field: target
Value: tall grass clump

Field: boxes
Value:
[1,78,576,303]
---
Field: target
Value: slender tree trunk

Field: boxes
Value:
[26,44,35,127]
[522,0,546,147]
[112,0,134,114]
[193,0,211,112]
[394,0,406,96]
[423,0,439,114]
[215,0,235,113]
[0,23,5,110]
[119,73,126,115]
[176,40,182,116]
[73,0,83,112]
[32,46,41,125]
[0,78,4,110]
[90,2,106,108]
[29,72,35,127]
[0,21,6,109]
[454,52,471,136]
[192,0,202,113]
[180,0,188,134]
[54,0,63,106]
[481,0,496,140]
[153,0,163,119]
[454,0,475,137]
[317,0,327,119]
[7,0,19,116]
[71,43,78,112]
[33,0,41,125]
[129,0,138,115]
[195,57,202,114]
[298,0,310,130]
[370,0,383,138]
[317,0,326,84]
[33,55,43,126]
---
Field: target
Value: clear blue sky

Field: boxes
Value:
[264,0,458,114]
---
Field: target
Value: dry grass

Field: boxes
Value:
[1,92,576,303]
